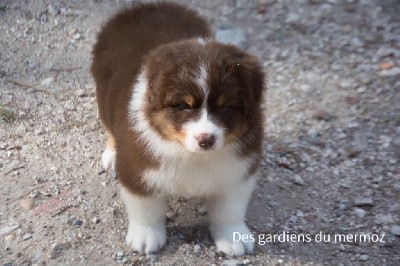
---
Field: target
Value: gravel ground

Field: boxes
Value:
[1,0,399,265]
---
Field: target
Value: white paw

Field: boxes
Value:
[210,223,254,256]
[101,148,116,171]
[125,221,166,254]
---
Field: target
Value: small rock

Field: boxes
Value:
[20,198,34,210]
[166,211,176,220]
[41,77,54,87]
[4,234,15,242]
[50,243,70,259]
[197,206,207,215]
[0,224,20,237]
[342,24,352,33]
[147,254,157,263]
[350,37,363,47]
[292,175,305,186]
[111,170,117,179]
[378,67,400,77]
[257,3,267,14]
[353,197,374,207]
[313,110,336,121]
[242,259,252,265]
[208,251,216,258]
[75,219,83,227]
[68,29,78,36]
[345,96,360,105]
[378,61,395,70]
[375,214,394,225]
[359,254,369,262]
[277,259,284,264]
[307,128,320,140]
[268,201,280,209]
[116,251,124,260]
[216,26,248,50]
[222,259,242,266]
[48,5,61,16]
[72,33,83,40]
[193,244,201,254]
[76,89,86,97]
[390,225,400,236]
[288,214,298,223]
[92,217,100,224]
[22,234,32,241]
[354,208,366,218]
[69,216,83,227]
[357,86,366,94]
[286,13,300,24]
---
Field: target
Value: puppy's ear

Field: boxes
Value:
[222,47,265,122]
[143,45,177,110]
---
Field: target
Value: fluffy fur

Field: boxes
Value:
[91,2,265,256]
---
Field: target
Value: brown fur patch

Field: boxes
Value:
[91,3,211,196]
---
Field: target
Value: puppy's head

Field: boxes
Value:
[143,39,264,153]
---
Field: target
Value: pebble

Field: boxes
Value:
[73,33,83,40]
[354,208,366,218]
[147,254,157,264]
[292,175,305,186]
[286,13,300,24]
[307,128,320,140]
[353,197,374,207]
[41,77,54,87]
[193,244,201,254]
[74,219,83,227]
[378,67,400,77]
[277,259,284,264]
[68,29,78,36]
[216,26,248,50]
[0,224,20,237]
[375,214,394,225]
[48,5,61,16]
[359,254,369,262]
[91,217,100,224]
[242,259,252,265]
[4,234,15,242]
[288,214,298,223]
[22,234,32,241]
[222,259,242,266]
[51,243,70,259]
[342,24,352,33]
[197,206,207,215]
[390,225,400,236]
[166,210,176,220]
[20,198,34,210]
[208,251,216,258]
[76,89,86,97]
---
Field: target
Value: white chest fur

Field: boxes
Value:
[144,147,253,197]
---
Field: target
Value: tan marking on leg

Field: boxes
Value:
[105,130,116,150]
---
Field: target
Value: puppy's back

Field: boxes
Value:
[91,3,211,132]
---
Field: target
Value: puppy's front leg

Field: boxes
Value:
[120,186,168,254]
[208,178,256,256]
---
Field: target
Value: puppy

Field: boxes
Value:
[91,2,264,256]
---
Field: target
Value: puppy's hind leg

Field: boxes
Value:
[101,130,116,172]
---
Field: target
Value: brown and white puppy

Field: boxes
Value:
[91,2,264,256]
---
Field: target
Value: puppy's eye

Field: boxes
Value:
[170,103,191,110]
[218,105,243,112]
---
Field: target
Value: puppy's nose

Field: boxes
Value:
[196,133,215,149]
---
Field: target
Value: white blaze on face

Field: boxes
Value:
[183,109,224,152]
[182,62,225,152]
